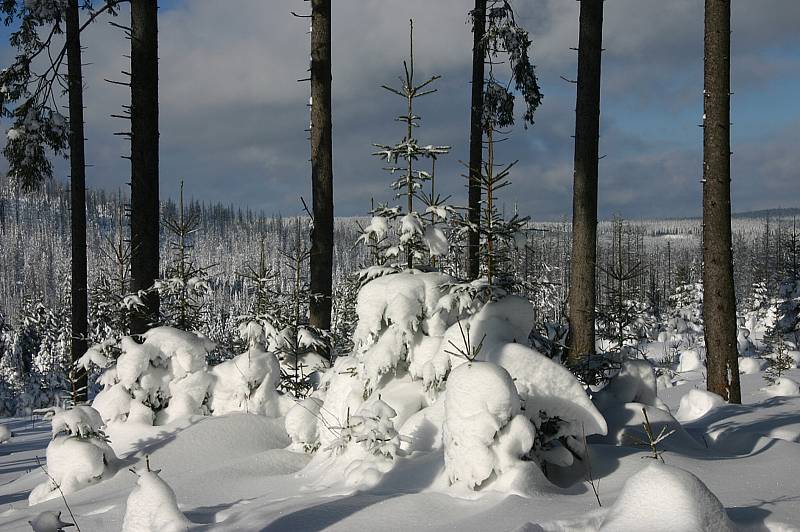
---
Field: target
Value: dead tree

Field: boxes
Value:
[703,0,740,403]
[567,0,604,365]
[130,0,160,333]
[308,0,334,346]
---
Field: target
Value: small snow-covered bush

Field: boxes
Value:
[29,406,118,505]
[86,326,290,427]
[208,347,281,416]
[122,467,189,532]
[285,395,323,452]
[674,389,725,423]
[86,327,215,426]
[443,361,536,490]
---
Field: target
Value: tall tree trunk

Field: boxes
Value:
[466,0,486,280]
[567,0,604,365]
[309,0,334,349]
[130,0,160,334]
[703,0,740,403]
[65,0,87,402]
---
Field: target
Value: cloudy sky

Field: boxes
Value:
[3,0,800,220]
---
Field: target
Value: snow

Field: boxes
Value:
[121,469,189,532]
[50,406,104,438]
[675,389,725,422]
[208,347,281,416]
[599,463,736,532]
[763,376,800,397]
[738,356,766,375]
[28,510,73,532]
[677,349,704,372]
[0,423,12,443]
[443,361,537,491]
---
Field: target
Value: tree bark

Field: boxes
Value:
[567,0,604,364]
[309,0,334,346]
[466,0,486,280]
[703,0,740,403]
[130,0,160,334]
[65,0,88,402]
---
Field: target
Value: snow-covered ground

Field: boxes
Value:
[1,366,799,531]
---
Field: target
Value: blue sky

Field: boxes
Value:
[1,0,799,220]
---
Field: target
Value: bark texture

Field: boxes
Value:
[703,0,740,403]
[568,0,604,364]
[66,0,88,401]
[130,0,160,333]
[309,0,334,341]
[466,0,486,280]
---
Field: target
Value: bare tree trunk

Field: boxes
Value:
[309,0,334,349]
[66,0,88,402]
[567,0,604,365]
[130,0,160,334]
[467,0,486,280]
[703,0,740,403]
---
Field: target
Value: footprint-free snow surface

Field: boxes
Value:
[2,369,800,531]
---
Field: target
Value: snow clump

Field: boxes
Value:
[443,361,537,491]
[121,467,190,532]
[29,406,118,505]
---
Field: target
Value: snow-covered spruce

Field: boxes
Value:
[289,271,606,491]
[83,326,287,426]
[122,467,190,532]
[29,406,118,505]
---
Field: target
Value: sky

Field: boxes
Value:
[2,0,799,221]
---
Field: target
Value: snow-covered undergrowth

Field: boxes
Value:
[80,326,290,427]
[288,271,606,493]
[121,467,189,532]
[0,332,799,530]
[29,406,118,505]
[2,270,800,530]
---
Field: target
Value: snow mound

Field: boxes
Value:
[677,349,703,372]
[595,359,660,410]
[285,396,323,451]
[122,468,190,532]
[738,357,766,375]
[0,424,11,443]
[484,342,607,440]
[50,405,104,438]
[30,405,118,505]
[28,510,74,532]
[443,362,540,491]
[763,377,800,397]
[208,347,281,416]
[675,389,725,422]
[29,425,118,504]
[599,463,735,531]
